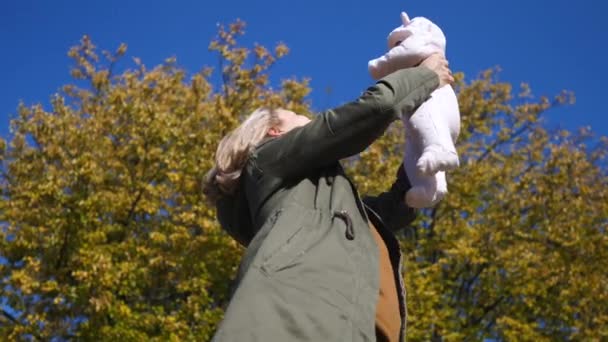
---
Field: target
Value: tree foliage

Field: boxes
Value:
[0,21,310,341]
[350,70,607,341]
[1,21,606,341]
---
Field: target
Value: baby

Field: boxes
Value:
[369,12,460,208]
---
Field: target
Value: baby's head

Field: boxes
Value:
[387,12,446,58]
[368,11,448,79]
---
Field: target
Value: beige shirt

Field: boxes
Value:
[369,221,401,342]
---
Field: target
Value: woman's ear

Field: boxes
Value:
[267,126,282,137]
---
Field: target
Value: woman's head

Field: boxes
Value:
[203,107,310,202]
[267,109,311,137]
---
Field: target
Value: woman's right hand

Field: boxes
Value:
[420,54,454,88]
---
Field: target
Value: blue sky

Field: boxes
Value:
[1,0,607,139]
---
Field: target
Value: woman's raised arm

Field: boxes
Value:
[253,65,440,180]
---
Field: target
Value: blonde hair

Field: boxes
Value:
[203,107,281,203]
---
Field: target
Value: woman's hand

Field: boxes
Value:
[420,54,454,88]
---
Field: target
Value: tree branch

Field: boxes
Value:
[1,309,19,325]
[428,205,440,264]
[1,309,44,341]
[467,295,505,328]
[478,122,532,163]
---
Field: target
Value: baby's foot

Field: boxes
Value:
[405,185,446,209]
[417,145,459,175]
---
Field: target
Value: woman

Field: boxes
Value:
[204,54,453,341]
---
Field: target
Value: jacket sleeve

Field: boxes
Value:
[362,163,418,233]
[253,66,439,180]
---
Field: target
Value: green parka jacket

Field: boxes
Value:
[212,66,439,341]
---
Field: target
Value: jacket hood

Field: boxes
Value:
[216,183,254,246]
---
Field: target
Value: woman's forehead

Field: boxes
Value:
[277,109,296,117]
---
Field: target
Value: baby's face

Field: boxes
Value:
[387,17,446,54]
[388,27,411,49]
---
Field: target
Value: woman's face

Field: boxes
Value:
[267,109,311,137]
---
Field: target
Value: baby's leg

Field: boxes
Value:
[404,171,447,208]
[402,129,447,208]
[407,88,459,175]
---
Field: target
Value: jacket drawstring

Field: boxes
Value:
[333,210,354,240]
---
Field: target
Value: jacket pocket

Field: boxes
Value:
[234,208,284,285]
[258,206,322,275]
[261,225,309,274]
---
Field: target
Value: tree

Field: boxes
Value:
[0,21,310,340]
[349,70,608,340]
[1,20,606,341]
